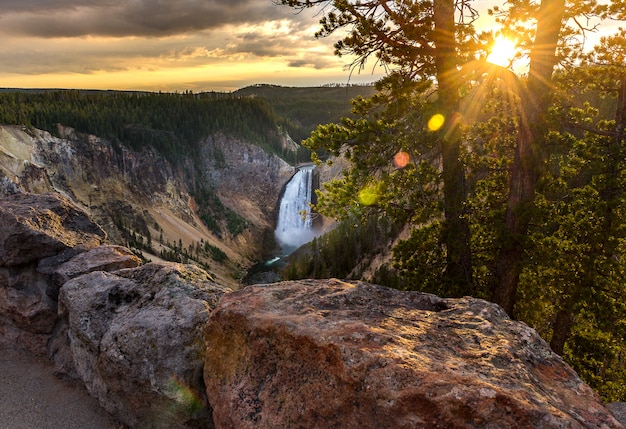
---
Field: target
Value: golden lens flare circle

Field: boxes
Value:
[358,185,379,206]
[428,114,445,131]
[394,151,410,168]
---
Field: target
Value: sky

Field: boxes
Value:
[0,0,386,92]
[0,0,621,93]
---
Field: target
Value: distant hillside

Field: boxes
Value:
[0,89,311,165]
[0,85,375,165]
[0,86,373,287]
[233,84,376,143]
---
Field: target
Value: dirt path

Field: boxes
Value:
[0,347,119,429]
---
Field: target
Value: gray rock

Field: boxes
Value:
[204,279,623,429]
[57,262,230,429]
[0,193,106,354]
[608,403,626,427]
[0,193,106,267]
[49,244,141,299]
[0,264,56,354]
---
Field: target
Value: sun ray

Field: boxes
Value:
[487,36,518,68]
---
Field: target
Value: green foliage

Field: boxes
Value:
[278,16,626,399]
[192,186,248,238]
[283,215,399,281]
[0,89,299,165]
[234,84,376,143]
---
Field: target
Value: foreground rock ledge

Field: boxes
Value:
[58,262,230,428]
[204,279,622,429]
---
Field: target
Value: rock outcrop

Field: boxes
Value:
[49,244,141,298]
[1,192,623,429]
[0,192,107,354]
[204,279,622,429]
[609,404,626,427]
[56,262,230,428]
[0,192,106,267]
[201,133,294,229]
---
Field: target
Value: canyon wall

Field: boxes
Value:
[0,125,294,288]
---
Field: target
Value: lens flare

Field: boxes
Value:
[166,377,204,414]
[428,114,445,131]
[487,36,517,68]
[358,184,380,206]
[393,151,410,168]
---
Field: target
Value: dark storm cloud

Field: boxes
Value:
[0,0,298,37]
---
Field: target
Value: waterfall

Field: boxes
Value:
[275,165,317,252]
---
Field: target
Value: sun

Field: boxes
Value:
[487,36,518,68]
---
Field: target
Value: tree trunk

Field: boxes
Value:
[550,307,574,355]
[433,0,473,292]
[491,0,566,315]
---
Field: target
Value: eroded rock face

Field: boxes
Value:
[0,193,106,354]
[57,262,230,429]
[0,193,106,267]
[204,279,623,429]
[49,244,141,299]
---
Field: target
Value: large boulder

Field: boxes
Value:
[0,192,106,267]
[0,193,106,354]
[204,279,622,429]
[47,245,142,376]
[57,262,230,428]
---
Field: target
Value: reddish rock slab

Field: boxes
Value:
[204,279,623,429]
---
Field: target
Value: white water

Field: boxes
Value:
[275,165,318,253]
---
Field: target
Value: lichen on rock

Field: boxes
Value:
[204,279,623,429]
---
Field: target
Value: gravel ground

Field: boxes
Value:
[0,347,120,429]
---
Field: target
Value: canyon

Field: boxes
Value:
[0,123,297,289]
[0,113,624,427]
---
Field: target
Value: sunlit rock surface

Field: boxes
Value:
[204,279,623,429]
[56,262,230,428]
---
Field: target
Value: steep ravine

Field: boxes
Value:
[0,124,294,289]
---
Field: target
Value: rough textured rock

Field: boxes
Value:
[609,404,626,427]
[0,192,106,354]
[200,134,293,228]
[49,244,141,299]
[57,262,230,429]
[0,263,57,353]
[0,192,106,267]
[204,279,623,429]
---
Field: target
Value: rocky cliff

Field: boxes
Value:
[0,125,294,288]
[1,193,623,428]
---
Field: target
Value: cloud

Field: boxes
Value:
[0,0,374,91]
[287,57,336,70]
[0,20,341,76]
[0,0,300,38]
